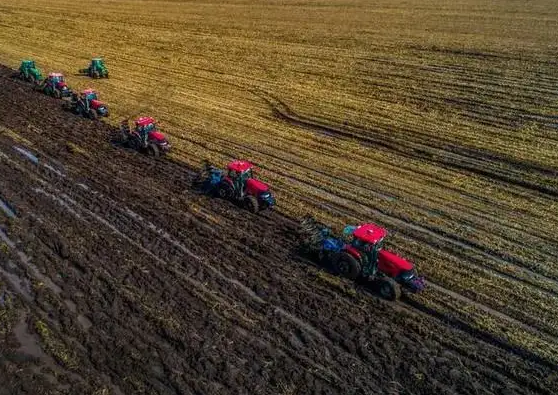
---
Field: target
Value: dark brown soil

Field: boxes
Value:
[0,65,555,395]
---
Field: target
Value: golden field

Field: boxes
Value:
[0,0,557,363]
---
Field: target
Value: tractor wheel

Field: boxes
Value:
[53,89,61,99]
[147,143,160,157]
[218,182,234,200]
[129,136,140,150]
[378,278,401,301]
[334,253,362,281]
[244,195,259,213]
[88,109,98,120]
[92,71,99,79]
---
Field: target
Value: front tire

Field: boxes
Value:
[88,109,98,120]
[334,253,362,280]
[53,89,61,99]
[244,195,259,213]
[378,278,401,301]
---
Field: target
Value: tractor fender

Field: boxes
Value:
[343,245,362,261]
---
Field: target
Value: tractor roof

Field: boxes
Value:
[92,57,103,61]
[353,223,388,244]
[82,88,97,95]
[135,116,156,126]
[48,72,64,77]
[22,60,35,64]
[227,160,253,173]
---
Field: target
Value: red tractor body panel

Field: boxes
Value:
[377,249,413,277]
[227,160,253,173]
[353,223,388,244]
[90,99,104,109]
[149,131,166,142]
[82,88,96,96]
[245,178,269,195]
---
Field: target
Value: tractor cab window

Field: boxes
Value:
[342,225,357,242]
[228,169,238,179]
[85,92,97,101]
[241,169,253,180]
[50,76,63,83]
[137,123,155,133]
[352,238,366,249]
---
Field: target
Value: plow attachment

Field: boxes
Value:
[191,160,223,194]
[298,216,330,251]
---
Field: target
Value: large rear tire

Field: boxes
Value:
[218,181,234,200]
[53,89,61,99]
[88,109,98,120]
[378,278,401,301]
[244,195,259,213]
[92,70,99,79]
[334,253,362,281]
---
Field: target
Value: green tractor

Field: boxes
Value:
[79,58,109,78]
[17,60,43,84]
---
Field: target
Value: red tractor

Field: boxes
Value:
[118,116,171,157]
[298,217,426,300]
[63,88,109,119]
[34,72,72,98]
[193,160,276,213]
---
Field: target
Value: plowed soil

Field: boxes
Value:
[0,66,556,395]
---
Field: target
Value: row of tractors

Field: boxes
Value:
[14,58,426,301]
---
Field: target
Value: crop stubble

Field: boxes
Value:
[0,0,557,393]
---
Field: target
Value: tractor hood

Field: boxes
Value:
[148,131,167,142]
[90,99,106,110]
[246,178,269,195]
[377,249,413,277]
[57,82,68,89]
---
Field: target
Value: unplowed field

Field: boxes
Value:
[1,0,558,394]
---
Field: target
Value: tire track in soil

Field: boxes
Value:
[183,130,558,300]
[8,131,554,341]
[1,63,558,393]
[252,87,558,197]
[0,156,354,393]
[1,142,385,391]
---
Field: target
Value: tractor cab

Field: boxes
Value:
[135,116,158,134]
[226,160,254,182]
[343,224,388,271]
[81,88,98,101]
[91,58,105,69]
[46,73,69,91]
[21,60,36,69]
[47,73,65,84]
